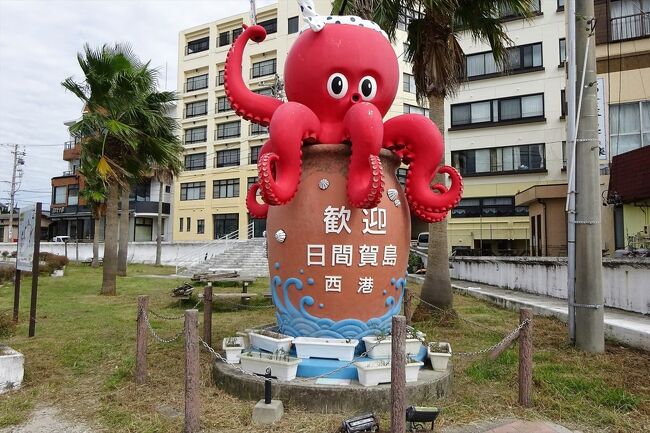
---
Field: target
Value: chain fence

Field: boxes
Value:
[141,307,184,344]
[148,298,203,321]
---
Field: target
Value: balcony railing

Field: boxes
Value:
[611,12,650,41]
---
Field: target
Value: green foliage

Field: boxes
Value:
[408,251,424,273]
[465,349,517,382]
[39,252,69,274]
[0,309,15,338]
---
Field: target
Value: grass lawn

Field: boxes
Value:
[0,264,648,432]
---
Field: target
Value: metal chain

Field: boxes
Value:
[149,298,203,321]
[141,308,184,344]
[453,318,531,357]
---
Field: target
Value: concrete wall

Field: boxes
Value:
[450,256,650,315]
[0,240,241,267]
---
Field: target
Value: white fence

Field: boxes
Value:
[450,256,650,315]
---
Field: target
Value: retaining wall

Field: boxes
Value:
[450,256,650,315]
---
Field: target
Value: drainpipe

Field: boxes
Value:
[566,0,577,343]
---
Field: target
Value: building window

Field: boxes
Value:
[232,27,243,41]
[562,141,567,170]
[249,146,261,164]
[213,178,240,198]
[216,148,240,167]
[130,181,151,202]
[217,96,232,113]
[557,0,564,11]
[397,8,423,31]
[197,219,205,234]
[186,36,209,55]
[250,123,268,136]
[559,38,566,66]
[610,1,650,41]
[258,18,277,35]
[179,217,183,232]
[451,196,529,218]
[185,100,207,118]
[497,0,541,20]
[186,217,191,232]
[186,74,208,92]
[451,144,546,176]
[184,126,207,144]
[216,121,241,140]
[184,153,206,171]
[254,87,274,97]
[247,176,258,190]
[53,186,67,204]
[180,182,206,200]
[610,100,650,155]
[218,31,230,47]
[404,104,430,117]
[251,58,276,78]
[67,185,79,206]
[403,73,416,93]
[450,93,544,128]
[465,42,543,79]
[217,70,225,86]
[165,185,171,193]
[134,217,153,241]
[288,16,299,34]
[214,213,239,239]
[561,89,567,118]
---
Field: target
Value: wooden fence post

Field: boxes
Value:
[391,315,406,433]
[203,284,213,348]
[135,295,149,384]
[404,287,413,326]
[518,308,533,407]
[184,309,200,433]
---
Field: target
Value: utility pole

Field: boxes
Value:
[7,145,25,243]
[573,0,604,352]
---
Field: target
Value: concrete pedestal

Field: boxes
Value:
[252,399,284,425]
[0,346,24,394]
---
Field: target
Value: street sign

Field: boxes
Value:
[16,204,36,272]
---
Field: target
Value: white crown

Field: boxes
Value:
[297,0,388,39]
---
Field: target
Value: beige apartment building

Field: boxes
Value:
[173,0,425,241]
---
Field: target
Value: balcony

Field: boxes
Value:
[611,12,650,41]
[63,140,81,161]
[129,201,171,215]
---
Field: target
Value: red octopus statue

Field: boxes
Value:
[225,18,463,223]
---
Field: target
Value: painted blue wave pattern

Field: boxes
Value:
[272,275,406,339]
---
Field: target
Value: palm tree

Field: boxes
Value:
[152,164,179,266]
[62,43,183,295]
[334,0,532,312]
[117,186,130,277]
[78,175,106,268]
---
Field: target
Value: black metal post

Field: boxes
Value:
[264,367,272,404]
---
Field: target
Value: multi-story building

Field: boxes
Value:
[49,120,175,242]
[174,0,427,241]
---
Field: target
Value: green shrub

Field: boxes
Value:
[408,251,424,273]
[0,310,15,338]
[39,252,69,274]
[0,266,14,284]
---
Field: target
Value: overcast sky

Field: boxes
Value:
[0,0,276,210]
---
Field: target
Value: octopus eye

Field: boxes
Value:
[359,76,377,101]
[327,73,348,99]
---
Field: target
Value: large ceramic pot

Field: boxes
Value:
[267,144,410,340]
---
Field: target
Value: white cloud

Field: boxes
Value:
[0,0,277,209]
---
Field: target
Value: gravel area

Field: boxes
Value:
[0,407,94,433]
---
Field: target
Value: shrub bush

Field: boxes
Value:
[39,252,69,274]
[0,310,15,338]
[408,251,424,273]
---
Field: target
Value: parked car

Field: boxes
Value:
[51,236,70,243]
[416,232,428,249]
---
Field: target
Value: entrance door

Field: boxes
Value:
[248,217,266,238]
[213,213,239,239]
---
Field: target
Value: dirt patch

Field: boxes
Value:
[0,406,94,433]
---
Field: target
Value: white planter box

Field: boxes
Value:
[294,337,359,361]
[362,335,424,359]
[354,360,424,387]
[0,346,24,394]
[222,337,246,364]
[249,331,293,353]
[240,353,301,381]
[427,342,452,371]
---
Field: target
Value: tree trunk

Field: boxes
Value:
[101,183,119,295]
[91,213,100,268]
[117,187,130,276]
[418,95,454,311]
[155,178,164,266]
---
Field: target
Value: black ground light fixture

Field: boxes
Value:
[340,412,380,432]
[406,406,440,431]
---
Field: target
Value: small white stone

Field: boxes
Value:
[319,179,330,190]
[387,188,398,202]
[394,199,401,207]
[275,230,287,243]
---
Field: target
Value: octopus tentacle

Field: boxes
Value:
[383,114,463,223]
[246,183,268,218]
[257,102,320,206]
[224,24,283,126]
[343,102,385,209]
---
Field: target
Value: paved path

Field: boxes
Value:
[442,418,581,433]
[0,407,93,433]
[408,275,650,351]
